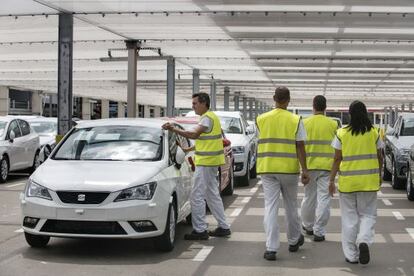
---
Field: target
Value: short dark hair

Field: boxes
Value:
[192,92,210,109]
[313,95,327,111]
[273,86,290,103]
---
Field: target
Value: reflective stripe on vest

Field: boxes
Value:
[337,127,380,193]
[256,108,300,174]
[194,111,225,166]
[303,115,337,171]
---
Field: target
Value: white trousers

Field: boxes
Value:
[339,192,377,262]
[191,166,230,233]
[300,170,331,236]
[262,174,301,252]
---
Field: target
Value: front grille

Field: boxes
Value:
[57,191,110,204]
[40,220,127,235]
[234,162,244,172]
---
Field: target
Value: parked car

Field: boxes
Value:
[407,144,414,201]
[20,118,192,251]
[167,116,235,196]
[26,117,58,157]
[0,117,41,182]
[384,113,414,189]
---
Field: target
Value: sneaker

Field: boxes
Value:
[345,258,358,264]
[288,234,304,252]
[263,251,277,261]
[313,235,325,242]
[358,242,370,265]
[184,230,209,240]
[208,227,231,237]
[302,225,313,236]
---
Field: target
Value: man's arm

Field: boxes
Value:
[162,122,206,140]
[329,149,342,196]
[296,141,310,185]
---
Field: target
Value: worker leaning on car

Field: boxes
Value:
[162,92,231,240]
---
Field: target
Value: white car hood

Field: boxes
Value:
[225,133,249,147]
[32,159,164,192]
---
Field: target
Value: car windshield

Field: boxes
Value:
[401,119,414,136]
[219,116,243,134]
[53,125,163,161]
[0,121,7,137]
[30,121,57,135]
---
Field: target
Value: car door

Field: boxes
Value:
[6,120,25,170]
[17,119,38,168]
[385,116,401,171]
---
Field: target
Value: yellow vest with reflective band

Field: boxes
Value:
[337,127,380,193]
[304,115,338,171]
[257,108,300,174]
[194,111,225,166]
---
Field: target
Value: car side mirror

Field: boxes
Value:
[385,127,394,136]
[39,146,47,163]
[8,130,15,141]
[175,146,186,166]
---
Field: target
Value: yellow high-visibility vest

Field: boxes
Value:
[304,115,338,171]
[256,108,300,174]
[194,111,225,166]
[337,127,380,193]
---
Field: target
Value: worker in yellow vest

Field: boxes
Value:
[256,87,310,261]
[301,95,339,242]
[329,101,383,265]
[162,93,230,240]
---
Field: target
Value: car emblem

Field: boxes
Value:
[77,194,86,202]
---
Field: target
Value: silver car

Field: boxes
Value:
[0,117,41,182]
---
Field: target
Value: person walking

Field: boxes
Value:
[329,100,383,265]
[162,92,231,240]
[256,86,310,261]
[300,95,339,242]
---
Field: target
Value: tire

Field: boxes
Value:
[249,158,257,179]
[383,159,392,181]
[24,232,50,248]
[407,168,414,201]
[0,156,9,183]
[222,163,234,196]
[237,156,250,187]
[154,202,176,252]
[30,151,41,173]
[391,161,406,190]
[185,213,192,225]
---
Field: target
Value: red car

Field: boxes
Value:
[164,116,235,196]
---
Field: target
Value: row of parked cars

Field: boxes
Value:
[383,112,414,201]
[19,111,259,251]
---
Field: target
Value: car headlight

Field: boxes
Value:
[26,179,52,201]
[232,146,245,154]
[114,182,157,202]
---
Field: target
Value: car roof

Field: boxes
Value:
[165,116,199,125]
[399,112,414,119]
[74,118,168,129]
[214,111,243,118]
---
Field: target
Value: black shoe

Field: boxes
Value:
[263,251,277,261]
[313,235,325,242]
[184,230,209,240]
[345,258,358,264]
[358,242,370,265]
[289,234,304,252]
[302,225,313,236]
[208,227,231,237]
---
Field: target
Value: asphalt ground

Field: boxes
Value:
[1,174,413,276]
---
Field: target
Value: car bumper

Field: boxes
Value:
[20,190,169,239]
[233,153,248,177]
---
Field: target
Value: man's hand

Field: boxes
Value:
[301,170,310,185]
[329,180,336,196]
[162,122,174,131]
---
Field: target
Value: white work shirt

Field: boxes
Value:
[296,120,307,141]
[331,135,384,150]
[197,116,213,133]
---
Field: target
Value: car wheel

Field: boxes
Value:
[407,168,414,201]
[24,232,50,248]
[237,156,250,187]
[30,151,41,173]
[154,201,176,252]
[391,160,406,190]
[383,159,392,181]
[249,157,257,179]
[0,156,9,183]
[222,162,234,196]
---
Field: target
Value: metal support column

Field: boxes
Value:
[210,81,216,111]
[402,104,405,111]
[126,40,139,117]
[242,97,247,118]
[224,86,230,111]
[57,13,73,137]
[409,103,413,112]
[166,57,176,117]
[192,69,200,95]
[248,98,253,121]
[234,92,240,111]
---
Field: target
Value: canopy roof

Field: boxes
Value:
[2,0,414,109]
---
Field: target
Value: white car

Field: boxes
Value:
[0,117,41,182]
[26,117,58,157]
[214,111,257,186]
[20,118,192,251]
